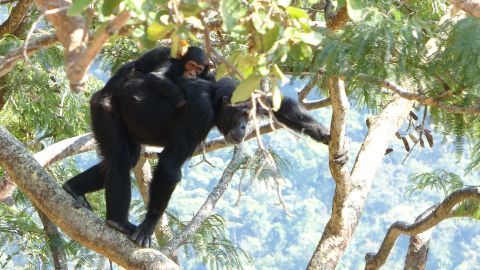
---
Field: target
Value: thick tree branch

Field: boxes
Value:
[0,133,94,203]
[307,77,350,269]
[0,33,58,78]
[451,0,480,17]
[0,126,178,269]
[365,187,480,270]
[160,146,246,257]
[308,96,413,269]
[0,0,32,36]
[381,79,480,115]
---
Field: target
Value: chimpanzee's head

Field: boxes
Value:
[213,78,251,145]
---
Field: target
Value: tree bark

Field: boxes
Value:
[403,207,435,270]
[365,187,480,269]
[308,96,413,269]
[451,0,480,17]
[37,207,68,270]
[0,0,32,37]
[0,125,179,270]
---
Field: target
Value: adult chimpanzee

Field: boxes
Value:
[97,45,211,111]
[63,74,347,247]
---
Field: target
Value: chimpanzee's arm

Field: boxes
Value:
[272,97,330,145]
[143,72,187,108]
[133,47,171,73]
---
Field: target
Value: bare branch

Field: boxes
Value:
[36,207,68,270]
[32,0,130,92]
[160,146,246,257]
[381,79,480,115]
[451,0,480,17]
[365,187,480,270]
[0,125,179,269]
[403,206,436,270]
[0,0,32,36]
[0,33,58,78]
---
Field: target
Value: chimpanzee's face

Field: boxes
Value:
[216,101,250,145]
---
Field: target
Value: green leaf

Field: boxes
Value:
[215,64,229,81]
[346,0,363,21]
[67,0,93,16]
[271,85,283,111]
[290,43,312,60]
[231,75,262,104]
[262,25,280,52]
[220,0,248,32]
[285,6,309,19]
[102,0,122,16]
[147,22,174,41]
[300,31,322,46]
[272,64,288,85]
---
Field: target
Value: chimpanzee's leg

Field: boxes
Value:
[273,97,330,145]
[63,164,104,210]
[130,88,215,247]
[85,93,139,234]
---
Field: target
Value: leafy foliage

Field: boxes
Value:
[407,169,464,197]
[167,213,253,270]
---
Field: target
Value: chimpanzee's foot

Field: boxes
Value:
[63,184,93,210]
[106,219,137,235]
[130,220,156,248]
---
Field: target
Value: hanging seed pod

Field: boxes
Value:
[385,148,394,155]
[408,133,418,144]
[409,111,418,120]
[419,137,425,148]
[424,132,433,148]
[401,137,410,152]
[395,131,402,139]
[424,128,431,134]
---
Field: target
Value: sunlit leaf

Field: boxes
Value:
[286,6,309,19]
[231,75,262,104]
[272,64,288,85]
[147,22,175,41]
[346,0,364,20]
[68,0,93,16]
[272,85,283,111]
[220,0,248,31]
[102,0,121,16]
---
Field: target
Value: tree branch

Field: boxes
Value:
[160,146,246,257]
[32,0,130,92]
[451,0,480,17]
[308,96,413,269]
[0,0,32,36]
[0,133,94,203]
[0,33,58,78]
[307,77,350,269]
[381,79,480,115]
[403,206,436,270]
[0,126,178,269]
[365,187,480,270]
[36,207,68,270]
